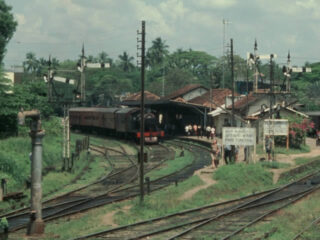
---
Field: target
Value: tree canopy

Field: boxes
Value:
[0,0,17,64]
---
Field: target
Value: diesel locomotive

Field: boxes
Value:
[69,107,164,143]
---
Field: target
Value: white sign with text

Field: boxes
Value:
[222,127,256,146]
[264,119,289,136]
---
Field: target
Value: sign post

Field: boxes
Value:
[222,127,256,163]
[264,119,289,150]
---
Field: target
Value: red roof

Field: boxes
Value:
[124,91,160,101]
[227,92,257,110]
[188,88,234,108]
[164,84,207,100]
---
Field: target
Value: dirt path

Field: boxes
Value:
[100,205,132,228]
[179,167,217,200]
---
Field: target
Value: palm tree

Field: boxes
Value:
[146,37,169,68]
[36,57,48,76]
[98,51,108,63]
[118,51,134,72]
[51,57,60,70]
[23,52,38,73]
[87,55,98,63]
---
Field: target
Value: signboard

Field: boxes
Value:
[222,127,256,146]
[264,119,289,136]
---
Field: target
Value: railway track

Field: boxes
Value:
[3,141,184,233]
[4,142,139,232]
[72,141,320,240]
[291,215,320,240]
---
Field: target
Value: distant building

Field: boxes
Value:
[163,84,208,102]
[2,66,24,93]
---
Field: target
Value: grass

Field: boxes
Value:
[295,155,320,165]
[36,162,278,239]
[261,161,291,169]
[145,150,194,180]
[0,123,121,213]
[256,143,310,155]
[8,137,320,239]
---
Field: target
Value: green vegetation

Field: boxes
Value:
[278,158,320,184]
[0,217,8,232]
[256,143,310,155]
[145,150,194,180]
[0,119,122,212]
[261,161,290,169]
[295,155,320,165]
[23,149,320,240]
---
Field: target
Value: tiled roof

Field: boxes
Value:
[188,88,233,108]
[124,91,160,101]
[227,92,257,110]
[163,84,206,100]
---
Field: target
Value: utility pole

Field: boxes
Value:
[137,21,146,203]
[80,44,86,103]
[162,67,165,97]
[230,38,235,127]
[47,56,53,102]
[269,54,276,161]
[222,19,231,89]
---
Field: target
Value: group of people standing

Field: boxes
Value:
[211,141,240,169]
[185,124,216,139]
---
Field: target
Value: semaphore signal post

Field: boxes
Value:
[44,46,110,171]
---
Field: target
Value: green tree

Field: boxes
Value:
[166,49,219,87]
[146,37,169,68]
[0,0,17,64]
[23,52,38,73]
[118,51,135,72]
[98,51,108,63]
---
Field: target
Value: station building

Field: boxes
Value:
[122,85,310,140]
[122,84,233,135]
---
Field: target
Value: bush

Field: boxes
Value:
[289,118,314,148]
[0,217,8,233]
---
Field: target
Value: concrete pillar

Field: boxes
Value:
[27,129,45,235]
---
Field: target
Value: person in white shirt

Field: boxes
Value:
[210,126,215,139]
[206,126,211,139]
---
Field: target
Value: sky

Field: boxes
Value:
[4,0,320,70]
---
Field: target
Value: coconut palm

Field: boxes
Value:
[98,51,108,63]
[23,52,38,73]
[118,51,135,72]
[146,37,169,68]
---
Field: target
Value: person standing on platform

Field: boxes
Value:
[224,144,232,164]
[235,145,239,162]
[265,135,273,161]
[193,124,198,137]
[211,139,220,168]
[206,125,211,139]
[185,124,189,136]
[197,125,202,138]
[210,126,215,139]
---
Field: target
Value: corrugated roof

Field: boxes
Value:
[188,88,233,108]
[163,84,207,100]
[123,91,160,101]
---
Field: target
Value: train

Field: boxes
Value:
[69,107,164,144]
